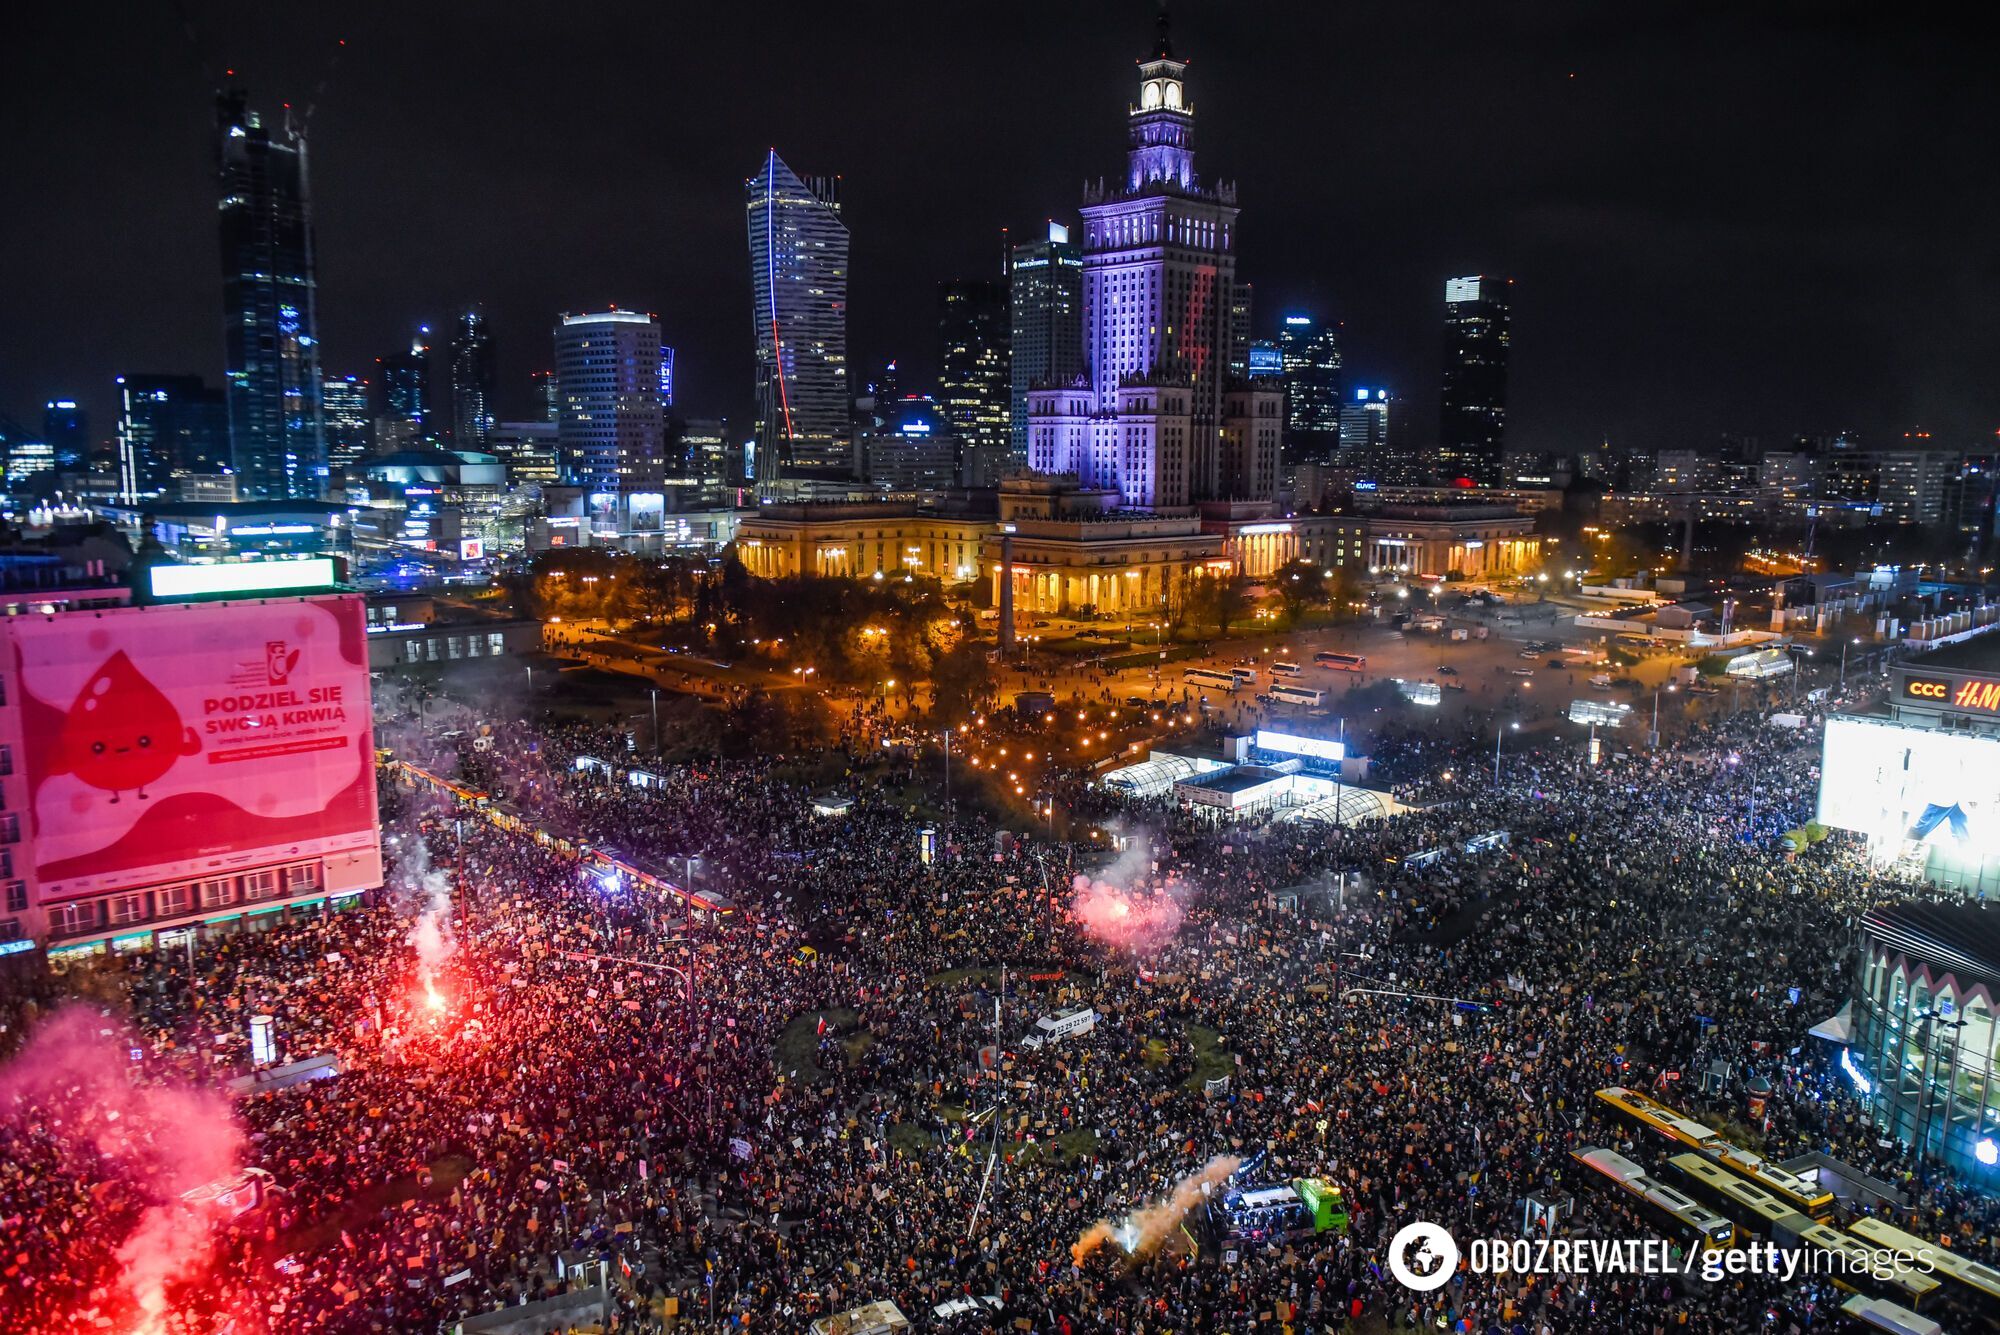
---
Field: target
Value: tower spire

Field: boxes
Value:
[1152,3,1174,60]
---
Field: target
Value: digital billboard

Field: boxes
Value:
[3,595,379,898]
[1818,716,2000,853]
[1254,729,1345,763]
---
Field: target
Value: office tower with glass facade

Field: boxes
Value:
[1028,13,1281,506]
[321,374,372,473]
[449,310,496,451]
[41,400,89,473]
[1228,282,1254,379]
[1278,314,1343,456]
[938,280,1011,457]
[375,329,432,451]
[1438,275,1513,485]
[113,376,228,500]
[530,369,560,423]
[1008,222,1085,460]
[553,310,667,492]
[216,90,325,499]
[1339,387,1391,452]
[745,150,850,488]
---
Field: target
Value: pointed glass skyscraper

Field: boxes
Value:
[217,90,325,499]
[745,151,850,490]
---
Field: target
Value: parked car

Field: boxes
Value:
[1436,665,1459,676]
[1612,676,1643,690]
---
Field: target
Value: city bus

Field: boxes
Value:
[1849,1216,2000,1325]
[1230,666,1259,686]
[1314,651,1366,671]
[1667,1153,1797,1236]
[1595,1087,1834,1219]
[1269,685,1325,707]
[1841,1296,1944,1335]
[1569,1147,1736,1254]
[1184,668,1242,691]
[1782,1215,1941,1312]
[1272,661,1304,678]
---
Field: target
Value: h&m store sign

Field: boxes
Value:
[1903,674,2000,713]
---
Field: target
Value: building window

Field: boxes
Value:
[405,640,423,665]
[284,863,320,895]
[0,918,21,944]
[158,885,191,917]
[242,870,277,902]
[109,894,147,926]
[199,878,233,909]
[489,632,504,655]
[0,813,17,845]
[53,902,95,937]
[0,743,12,776]
[3,880,25,913]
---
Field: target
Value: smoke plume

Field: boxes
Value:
[0,1005,244,1327]
[1072,1154,1242,1264]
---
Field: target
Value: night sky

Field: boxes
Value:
[4,1,1995,457]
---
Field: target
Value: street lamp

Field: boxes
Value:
[1841,635,1862,685]
[1494,720,1519,785]
[1651,683,1677,749]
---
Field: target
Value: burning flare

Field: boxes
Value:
[1072,1155,1241,1264]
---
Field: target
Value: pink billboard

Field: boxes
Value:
[5,594,379,899]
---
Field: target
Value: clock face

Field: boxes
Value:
[1142,80,1163,109]
[1164,81,1183,109]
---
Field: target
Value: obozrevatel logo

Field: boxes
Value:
[1388,1221,1460,1291]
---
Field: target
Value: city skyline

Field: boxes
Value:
[3,2,1995,456]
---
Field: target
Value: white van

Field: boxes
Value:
[1020,1006,1097,1050]
[1272,661,1304,678]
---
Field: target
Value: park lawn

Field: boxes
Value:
[774,1006,861,1080]
[1183,1024,1236,1091]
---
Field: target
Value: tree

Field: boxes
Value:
[1274,559,1330,626]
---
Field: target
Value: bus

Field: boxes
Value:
[1667,1153,1798,1237]
[1841,1296,1944,1335]
[1314,651,1366,671]
[1569,1147,1736,1254]
[1270,685,1325,707]
[1849,1216,2000,1325]
[1780,1215,1941,1312]
[1272,661,1304,678]
[1184,668,1241,691]
[1230,666,1259,686]
[1595,1087,1834,1219]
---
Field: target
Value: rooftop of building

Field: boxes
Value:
[1861,902,2000,995]
[1907,636,2000,676]
[1180,765,1290,795]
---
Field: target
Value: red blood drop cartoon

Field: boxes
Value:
[51,650,202,802]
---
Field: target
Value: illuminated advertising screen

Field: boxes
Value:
[1818,716,2000,853]
[1254,729,1345,763]
[4,595,379,898]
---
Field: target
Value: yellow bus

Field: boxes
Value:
[1849,1216,2000,1326]
[1667,1152,1797,1237]
[1569,1147,1736,1254]
[1595,1086,1834,1219]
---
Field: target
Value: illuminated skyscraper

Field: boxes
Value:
[448,309,495,450]
[1008,223,1085,460]
[745,151,850,489]
[1278,314,1342,455]
[374,329,432,451]
[1438,275,1513,485]
[530,369,560,423]
[216,90,324,499]
[1338,387,1392,452]
[1028,13,1280,505]
[320,374,372,473]
[938,280,1011,456]
[41,400,89,473]
[553,310,667,492]
[114,376,227,500]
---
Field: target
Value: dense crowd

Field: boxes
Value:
[1,666,1989,1335]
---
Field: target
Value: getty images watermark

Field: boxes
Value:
[1386,1222,1938,1292]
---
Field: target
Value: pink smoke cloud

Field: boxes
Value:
[1071,873,1184,951]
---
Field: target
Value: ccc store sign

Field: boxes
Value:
[1906,679,1950,700]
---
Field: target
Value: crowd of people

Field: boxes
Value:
[0,661,1989,1335]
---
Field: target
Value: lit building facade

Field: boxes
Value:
[1029,14,1281,507]
[1279,314,1343,455]
[448,309,496,451]
[736,502,987,586]
[746,151,851,486]
[938,280,1010,456]
[1437,275,1513,486]
[114,375,228,501]
[216,90,325,500]
[375,329,432,447]
[553,310,668,493]
[1849,903,2000,1178]
[1338,387,1391,453]
[1358,504,1540,579]
[985,477,1225,617]
[321,374,372,474]
[1008,222,1085,460]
